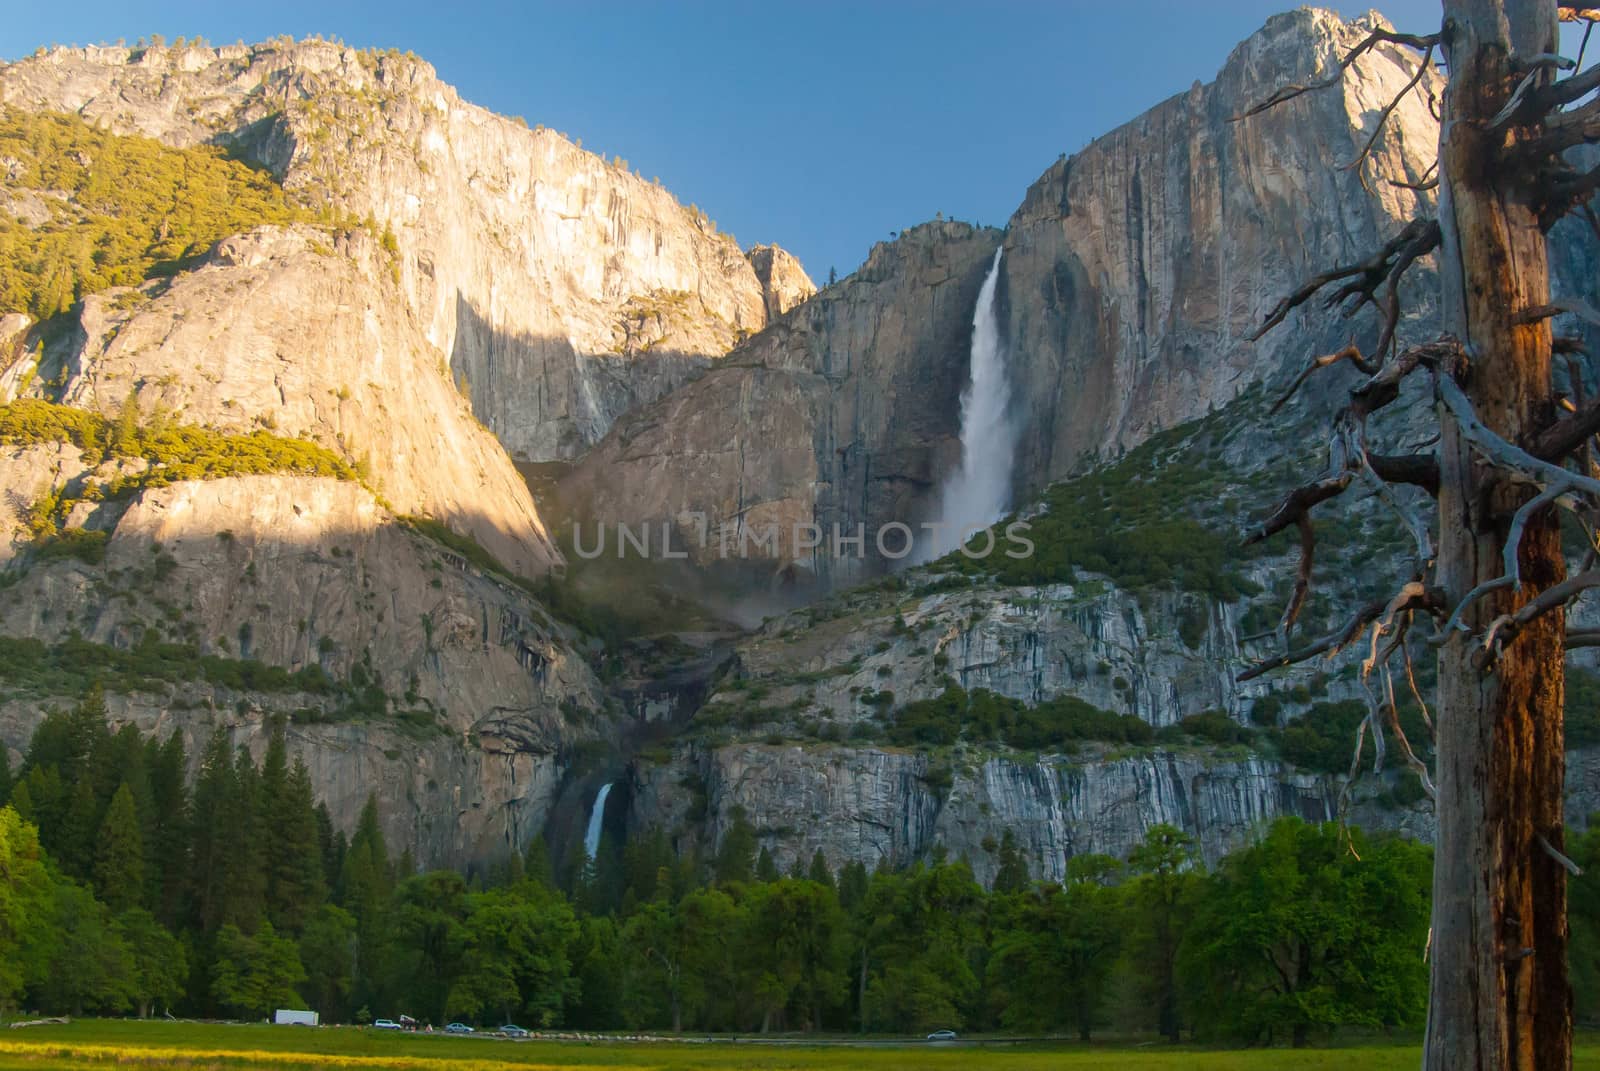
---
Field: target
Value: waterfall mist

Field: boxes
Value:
[917,247,1016,562]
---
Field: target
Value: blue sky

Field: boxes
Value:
[3,2,1456,279]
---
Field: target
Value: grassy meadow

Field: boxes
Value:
[3,1022,1600,1071]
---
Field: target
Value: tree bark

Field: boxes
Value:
[1428,2,1570,1068]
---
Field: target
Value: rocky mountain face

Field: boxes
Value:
[558,221,1003,590]
[554,11,1453,586]
[0,218,616,863]
[2,9,1596,885]
[0,38,813,461]
[563,8,1600,877]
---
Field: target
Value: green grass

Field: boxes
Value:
[9,1018,1600,1069]
[3,1021,1599,1071]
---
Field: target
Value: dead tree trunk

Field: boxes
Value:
[1427,3,1569,1068]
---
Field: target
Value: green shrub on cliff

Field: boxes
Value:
[0,107,317,320]
[1,398,358,540]
[0,398,354,483]
[886,684,1152,751]
[937,402,1261,602]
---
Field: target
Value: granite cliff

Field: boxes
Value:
[0,37,813,460]
[2,9,1596,885]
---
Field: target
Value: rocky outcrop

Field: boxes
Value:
[746,245,816,322]
[43,225,556,577]
[557,222,1004,590]
[0,221,608,863]
[0,39,812,460]
[559,10,1597,581]
[628,742,1337,886]
[1002,9,1442,487]
[0,471,609,866]
[725,580,1254,731]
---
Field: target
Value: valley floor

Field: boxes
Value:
[5,1022,1600,1071]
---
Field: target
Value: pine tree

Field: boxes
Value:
[15,765,62,851]
[95,783,146,911]
[220,745,267,929]
[0,746,12,805]
[524,834,555,889]
[808,850,834,890]
[189,728,237,932]
[8,777,35,825]
[315,803,342,891]
[60,773,100,879]
[756,846,780,883]
[260,724,324,934]
[993,831,1029,893]
[338,795,391,1011]
[145,732,190,927]
[712,807,757,885]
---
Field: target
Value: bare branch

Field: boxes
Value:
[1504,482,1574,591]
[1370,452,1441,495]
[1345,45,1437,179]
[1238,598,1387,682]
[1355,451,1435,569]
[1271,343,1378,413]
[1539,833,1584,877]
[1279,513,1316,646]
[1565,628,1600,648]
[1527,58,1600,114]
[1389,159,1439,192]
[1490,54,1576,129]
[1436,371,1600,499]
[1439,577,1516,640]
[1472,569,1600,667]
[1531,396,1600,461]
[1239,583,1439,682]
[1402,638,1434,735]
[1233,28,1440,121]
[1249,219,1441,346]
[1243,426,1356,546]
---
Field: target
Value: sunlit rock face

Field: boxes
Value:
[49,225,557,578]
[0,219,613,864]
[0,38,812,461]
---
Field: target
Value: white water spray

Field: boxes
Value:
[920,248,1016,561]
[583,782,612,860]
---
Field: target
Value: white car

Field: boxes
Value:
[927,1029,958,1041]
[372,1019,403,1030]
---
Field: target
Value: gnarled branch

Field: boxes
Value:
[1250,219,1441,349]
[1233,27,1440,121]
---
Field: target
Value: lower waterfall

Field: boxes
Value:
[583,782,613,860]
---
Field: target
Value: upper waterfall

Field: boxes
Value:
[918,247,1017,561]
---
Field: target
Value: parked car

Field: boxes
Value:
[372,1019,402,1031]
[499,1024,530,1038]
[444,1022,474,1034]
[926,1029,958,1041]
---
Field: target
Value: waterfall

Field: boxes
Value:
[919,247,1016,561]
[583,782,612,861]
